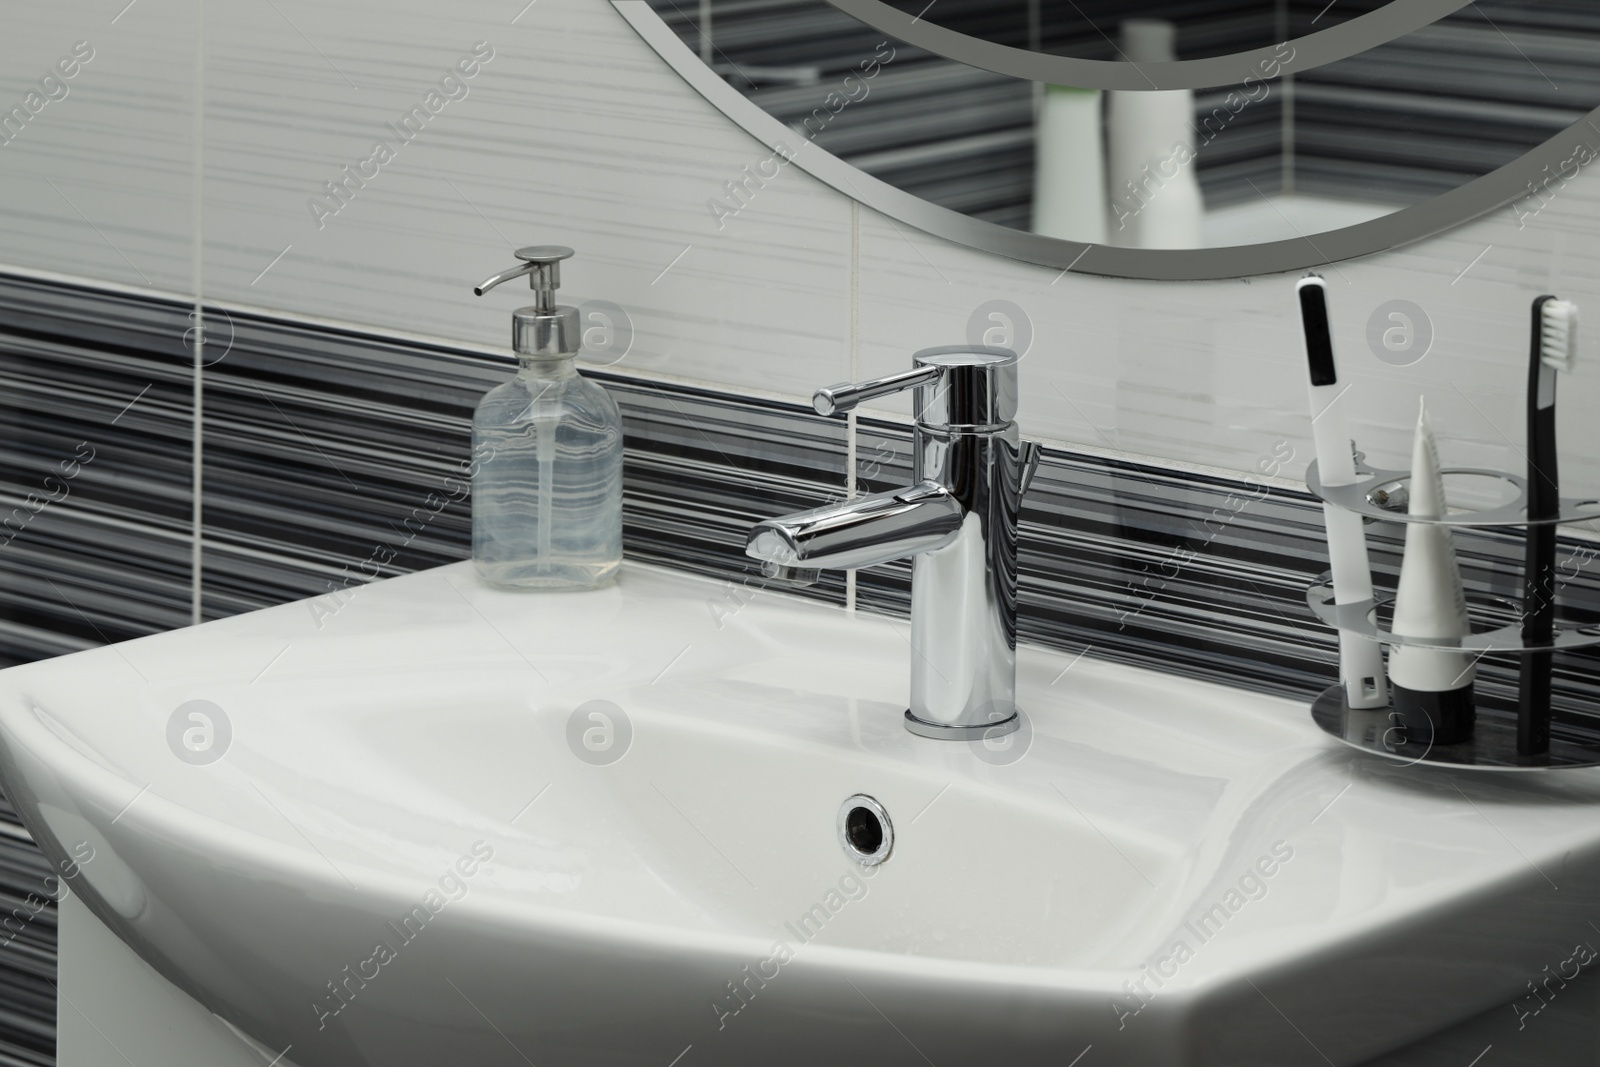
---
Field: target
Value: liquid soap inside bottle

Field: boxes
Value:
[472,356,622,589]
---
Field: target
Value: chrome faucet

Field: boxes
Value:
[745,346,1041,740]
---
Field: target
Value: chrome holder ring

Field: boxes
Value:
[1306,459,1600,528]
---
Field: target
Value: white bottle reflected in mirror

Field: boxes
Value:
[1106,19,1205,250]
[1033,85,1108,244]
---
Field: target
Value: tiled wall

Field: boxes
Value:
[6,0,1600,502]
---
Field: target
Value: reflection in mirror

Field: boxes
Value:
[648,1,1599,250]
[866,0,1380,61]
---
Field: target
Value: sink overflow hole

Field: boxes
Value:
[838,794,893,866]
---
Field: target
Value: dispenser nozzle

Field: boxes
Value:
[474,246,575,312]
[472,245,582,358]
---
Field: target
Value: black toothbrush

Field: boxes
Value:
[1519,295,1576,756]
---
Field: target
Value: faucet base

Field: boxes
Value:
[903,709,1020,741]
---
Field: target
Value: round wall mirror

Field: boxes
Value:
[616,0,1600,279]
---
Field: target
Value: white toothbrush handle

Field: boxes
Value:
[1324,503,1388,708]
[1308,383,1358,487]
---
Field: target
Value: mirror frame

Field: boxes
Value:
[816,0,1472,91]
[614,0,1600,281]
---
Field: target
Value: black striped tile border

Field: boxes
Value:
[0,276,193,665]
[198,308,850,619]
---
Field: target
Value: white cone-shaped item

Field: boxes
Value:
[1105,19,1204,249]
[1388,398,1476,743]
[1032,85,1108,244]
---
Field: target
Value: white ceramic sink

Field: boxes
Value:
[3,561,1599,1066]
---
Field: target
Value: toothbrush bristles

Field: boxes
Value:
[1542,299,1578,372]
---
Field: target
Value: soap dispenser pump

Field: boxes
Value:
[471,246,622,589]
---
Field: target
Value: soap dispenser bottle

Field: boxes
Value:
[471,246,622,589]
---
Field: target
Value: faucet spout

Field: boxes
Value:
[746,482,963,572]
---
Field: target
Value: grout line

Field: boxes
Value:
[191,0,205,627]
[846,199,859,613]
[0,262,192,304]
[846,412,857,615]
[1280,0,1296,195]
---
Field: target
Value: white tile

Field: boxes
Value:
[201,0,852,400]
[856,207,1304,479]
[0,0,197,294]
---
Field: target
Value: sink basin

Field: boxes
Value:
[3,561,1599,1066]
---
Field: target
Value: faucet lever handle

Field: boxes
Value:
[813,365,940,416]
